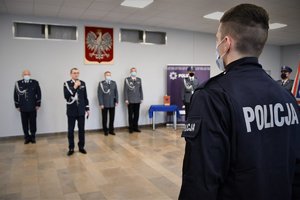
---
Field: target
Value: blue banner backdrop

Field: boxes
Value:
[167,64,210,123]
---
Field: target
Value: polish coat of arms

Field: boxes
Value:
[85,26,114,64]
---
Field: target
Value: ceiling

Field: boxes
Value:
[0,0,299,46]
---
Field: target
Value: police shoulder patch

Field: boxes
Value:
[181,118,202,138]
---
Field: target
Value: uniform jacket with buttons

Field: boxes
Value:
[277,79,294,91]
[14,79,41,112]
[124,77,143,104]
[179,57,300,200]
[97,80,118,108]
[63,80,89,117]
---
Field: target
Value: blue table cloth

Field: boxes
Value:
[148,105,180,118]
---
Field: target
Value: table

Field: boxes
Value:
[148,105,180,130]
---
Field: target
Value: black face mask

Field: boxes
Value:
[281,73,287,79]
[189,72,195,77]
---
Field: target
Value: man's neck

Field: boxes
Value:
[225,51,254,66]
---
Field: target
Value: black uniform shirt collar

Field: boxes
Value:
[225,57,261,73]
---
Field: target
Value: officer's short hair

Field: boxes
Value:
[130,67,136,72]
[70,68,79,74]
[220,4,269,57]
[104,71,111,75]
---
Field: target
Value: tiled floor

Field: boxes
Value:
[0,127,185,200]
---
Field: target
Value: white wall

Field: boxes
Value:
[281,44,300,80]
[0,14,282,137]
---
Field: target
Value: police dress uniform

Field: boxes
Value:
[124,76,143,132]
[179,57,300,200]
[181,76,199,120]
[97,80,118,134]
[14,79,41,142]
[277,79,294,91]
[63,80,89,151]
[277,65,294,92]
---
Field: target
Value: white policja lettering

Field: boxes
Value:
[243,103,299,133]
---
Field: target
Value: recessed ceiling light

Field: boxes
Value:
[121,0,154,8]
[203,12,224,20]
[269,23,287,30]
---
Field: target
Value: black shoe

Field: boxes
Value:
[134,129,141,132]
[31,139,36,144]
[79,148,87,154]
[67,149,74,156]
[24,139,30,144]
[104,131,108,136]
[109,131,116,135]
[129,130,133,134]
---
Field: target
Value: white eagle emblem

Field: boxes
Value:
[86,29,113,61]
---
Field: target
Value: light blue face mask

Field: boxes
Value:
[24,75,30,81]
[216,38,226,72]
[131,72,137,77]
[106,76,112,81]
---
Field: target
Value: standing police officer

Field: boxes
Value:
[14,69,41,144]
[179,4,300,200]
[124,67,143,133]
[98,71,118,136]
[64,68,89,156]
[277,65,294,91]
[181,66,199,120]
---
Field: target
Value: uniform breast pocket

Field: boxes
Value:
[181,118,202,139]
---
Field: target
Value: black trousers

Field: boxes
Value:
[184,102,190,121]
[128,103,140,130]
[20,111,37,140]
[67,115,85,150]
[102,107,115,132]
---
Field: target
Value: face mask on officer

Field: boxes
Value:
[131,71,137,77]
[106,76,112,81]
[23,75,30,81]
[216,37,230,71]
[281,72,289,80]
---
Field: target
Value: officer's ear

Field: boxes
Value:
[223,36,232,53]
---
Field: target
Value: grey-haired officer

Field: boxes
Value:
[124,67,143,133]
[14,69,41,144]
[64,68,89,156]
[277,65,294,91]
[98,71,118,136]
[181,66,199,120]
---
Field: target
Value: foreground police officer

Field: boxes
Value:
[179,4,300,200]
[98,71,118,136]
[181,66,199,120]
[64,68,89,156]
[124,67,143,133]
[277,65,294,91]
[14,69,41,144]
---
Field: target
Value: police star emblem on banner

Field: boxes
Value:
[85,26,114,64]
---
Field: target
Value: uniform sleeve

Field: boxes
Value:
[35,81,41,107]
[84,83,89,111]
[115,82,119,104]
[14,82,19,108]
[181,79,185,102]
[98,82,104,106]
[63,82,78,101]
[140,79,143,101]
[179,88,232,200]
[124,79,128,101]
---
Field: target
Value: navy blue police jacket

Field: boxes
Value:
[179,57,300,200]
[63,80,89,117]
[14,79,41,112]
